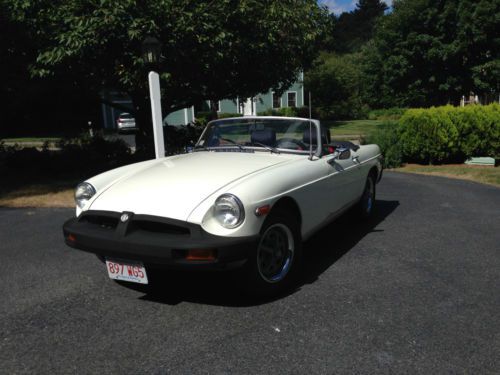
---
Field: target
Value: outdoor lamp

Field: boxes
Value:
[142,36,161,65]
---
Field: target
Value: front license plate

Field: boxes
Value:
[105,259,148,284]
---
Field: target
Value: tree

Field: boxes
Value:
[305,52,365,119]
[4,0,328,150]
[326,0,388,53]
[362,0,500,108]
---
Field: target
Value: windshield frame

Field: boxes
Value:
[195,116,322,157]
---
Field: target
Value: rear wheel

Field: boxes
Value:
[244,210,302,297]
[358,174,376,219]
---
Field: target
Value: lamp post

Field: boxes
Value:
[142,36,165,159]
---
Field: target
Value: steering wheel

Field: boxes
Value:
[276,138,307,151]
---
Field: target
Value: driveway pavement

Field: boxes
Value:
[0,172,499,373]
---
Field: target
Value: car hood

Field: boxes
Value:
[89,151,289,220]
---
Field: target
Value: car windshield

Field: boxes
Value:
[195,117,319,154]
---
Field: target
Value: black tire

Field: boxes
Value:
[358,174,376,219]
[243,210,302,297]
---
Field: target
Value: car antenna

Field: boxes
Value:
[309,91,313,161]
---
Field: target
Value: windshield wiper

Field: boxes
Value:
[220,138,245,150]
[249,142,281,154]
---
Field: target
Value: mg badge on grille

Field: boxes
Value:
[120,213,130,222]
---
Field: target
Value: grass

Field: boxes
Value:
[322,119,394,138]
[0,179,76,208]
[1,137,62,143]
[394,164,500,187]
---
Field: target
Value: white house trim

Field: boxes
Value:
[300,71,304,107]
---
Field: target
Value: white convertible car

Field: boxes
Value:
[63,116,382,295]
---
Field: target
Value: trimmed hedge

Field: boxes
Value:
[366,104,499,167]
[399,104,499,164]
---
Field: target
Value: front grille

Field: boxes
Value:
[80,214,119,230]
[129,219,190,236]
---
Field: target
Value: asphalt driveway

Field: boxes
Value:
[0,172,499,373]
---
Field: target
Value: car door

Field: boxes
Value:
[323,149,363,215]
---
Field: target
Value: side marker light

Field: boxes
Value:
[255,205,271,217]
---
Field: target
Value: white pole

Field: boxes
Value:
[148,71,165,158]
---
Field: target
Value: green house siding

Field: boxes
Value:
[164,107,195,126]
[163,73,304,125]
[219,99,238,114]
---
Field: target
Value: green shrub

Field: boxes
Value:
[164,123,205,155]
[365,122,403,168]
[0,134,137,180]
[256,106,319,118]
[218,112,243,119]
[399,104,500,164]
[193,112,242,130]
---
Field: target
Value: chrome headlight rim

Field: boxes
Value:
[214,193,245,229]
[75,182,96,209]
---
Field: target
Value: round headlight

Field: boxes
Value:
[214,194,245,229]
[75,182,96,209]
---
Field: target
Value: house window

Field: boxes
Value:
[287,92,297,108]
[272,93,281,109]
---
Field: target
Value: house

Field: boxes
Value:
[102,73,304,128]
[165,72,304,125]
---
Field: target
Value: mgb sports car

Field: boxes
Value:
[63,116,383,295]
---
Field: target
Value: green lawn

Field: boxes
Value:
[322,119,395,138]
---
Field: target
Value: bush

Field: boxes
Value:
[218,112,243,119]
[365,122,403,168]
[364,104,499,167]
[164,123,205,155]
[257,106,317,118]
[0,134,137,181]
[193,112,242,130]
[399,104,500,164]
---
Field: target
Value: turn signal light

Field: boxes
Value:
[185,249,216,261]
[67,234,76,243]
[255,205,271,217]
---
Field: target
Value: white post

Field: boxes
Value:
[148,71,165,158]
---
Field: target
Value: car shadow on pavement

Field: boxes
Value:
[301,199,399,285]
[124,200,399,307]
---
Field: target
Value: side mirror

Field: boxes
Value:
[336,147,351,160]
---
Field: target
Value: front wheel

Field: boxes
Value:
[244,210,302,297]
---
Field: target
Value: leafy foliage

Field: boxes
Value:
[257,106,317,118]
[366,123,404,168]
[325,0,388,53]
[362,0,500,108]
[0,135,136,181]
[4,0,328,118]
[367,104,499,166]
[399,104,500,163]
[305,52,367,120]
